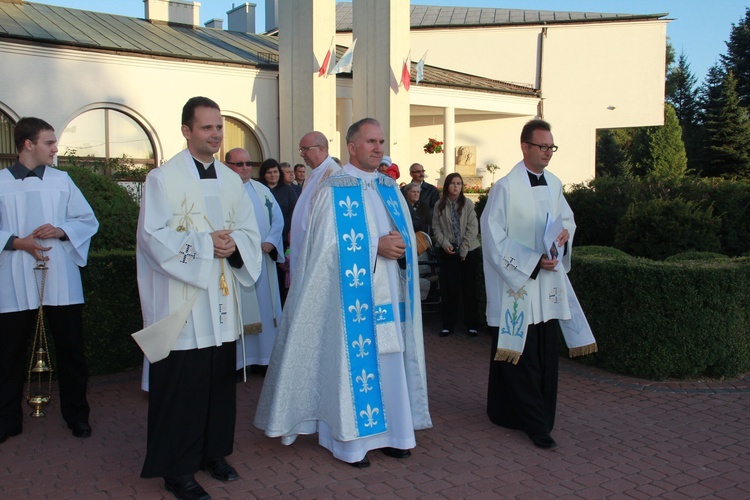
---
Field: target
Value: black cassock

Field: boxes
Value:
[487,320,560,436]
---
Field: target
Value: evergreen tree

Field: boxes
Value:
[667,52,700,127]
[721,8,750,107]
[702,70,750,177]
[646,104,688,180]
[629,104,687,179]
[664,41,677,99]
[595,129,631,177]
[667,53,701,170]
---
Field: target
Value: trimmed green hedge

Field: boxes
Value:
[80,251,143,376]
[569,248,750,380]
[77,247,750,381]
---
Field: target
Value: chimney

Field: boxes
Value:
[144,0,200,26]
[227,3,257,33]
[204,18,223,29]
[264,0,277,32]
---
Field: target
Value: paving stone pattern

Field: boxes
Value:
[2,314,749,499]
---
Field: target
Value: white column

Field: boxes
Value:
[443,106,455,178]
[278,0,336,163]
[337,98,353,161]
[351,0,410,163]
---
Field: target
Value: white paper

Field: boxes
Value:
[544,213,563,261]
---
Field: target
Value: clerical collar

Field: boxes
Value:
[192,157,216,179]
[526,168,547,187]
[8,162,46,181]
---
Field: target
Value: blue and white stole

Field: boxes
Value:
[375,180,415,316]
[332,175,413,438]
[333,179,386,437]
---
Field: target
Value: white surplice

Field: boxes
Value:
[481,161,595,361]
[0,167,98,312]
[236,179,284,369]
[137,150,262,388]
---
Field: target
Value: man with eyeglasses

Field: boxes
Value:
[225,148,284,381]
[402,163,439,226]
[288,131,341,278]
[480,119,596,451]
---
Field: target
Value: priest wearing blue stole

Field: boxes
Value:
[255,118,432,468]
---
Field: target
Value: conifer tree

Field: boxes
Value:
[595,129,631,177]
[646,104,688,179]
[629,104,687,179]
[667,52,700,128]
[721,8,750,107]
[702,70,750,177]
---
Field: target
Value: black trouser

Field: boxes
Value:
[0,305,90,433]
[141,341,237,478]
[437,247,480,332]
[487,321,559,436]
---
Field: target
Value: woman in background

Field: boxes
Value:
[432,173,481,337]
[259,158,298,304]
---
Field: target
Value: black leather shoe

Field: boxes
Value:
[381,447,412,459]
[439,330,451,337]
[348,456,370,468]
[529,433,557,450]
[68,422,92,438]
[468,329,478,337]
[164,474,211,500]
[0,427,22,444]
[202,457,239,482]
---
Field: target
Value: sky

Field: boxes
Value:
[31,0,750,84]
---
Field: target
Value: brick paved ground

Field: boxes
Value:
[2,313,749,499]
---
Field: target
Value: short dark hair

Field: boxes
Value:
[294,163,306,171]
[346,117,380,144]
[14,117,54,151]
[182,96,220,129]
[520,119,551,143]
[258,158,281,186]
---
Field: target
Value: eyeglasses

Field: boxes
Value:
[524,142,559,153]
[299,145,321,153]
[411,170,426,174]
[226,161,253,167]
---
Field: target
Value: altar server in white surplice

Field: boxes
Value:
[481,119,596,452]
[255,118,431,468]
[288,131,341,279]
[0,117,98,445]
[225,147,284,375]
[136,97,261,498]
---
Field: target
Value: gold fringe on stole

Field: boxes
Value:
[568,342,598,358]
[243,323,263,335]
[494,348,521,365]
